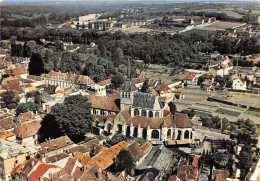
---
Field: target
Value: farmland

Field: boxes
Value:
[196,21,245,31]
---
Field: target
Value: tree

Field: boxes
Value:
[115,150,135,175]
[112,72,124,89]
[238,145,253,180]
[1,90,20,109]
[213,152,229,169]
[107,133,127,146]
[168,102,176,115]
[16,102,40,115]
[39,94,92,142]
[29,53,44,75]
[140,79,150,93]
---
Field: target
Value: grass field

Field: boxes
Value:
[196,21,245,31]
[140,64,184,84]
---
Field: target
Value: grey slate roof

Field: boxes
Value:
[133,92,156,109]
[120,79,137,92]
[136,145,173,171]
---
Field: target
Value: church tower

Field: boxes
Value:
[120,58,137,111]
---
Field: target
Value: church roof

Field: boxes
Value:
[132,92,157,109]
[126,113,193,129]
[120,79,137,92]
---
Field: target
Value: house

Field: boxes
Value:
[40,135,76,158]
[199,73,214,85]
[232,77,247,90]
[88,77,111,97]
[11,157,40,180]
[17,111,35,124]
[155,84,172,96]
[126,140,152,165]
[13,120,41,147]
[0,140,38,181]
[27,164,57,181]
[209,65,224,77]
[88,141,129,171]
[183,75,195,85]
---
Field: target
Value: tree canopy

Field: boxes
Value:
[115,149,135,175]
[39,94,93,142]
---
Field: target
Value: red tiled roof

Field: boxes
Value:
[184,75,194,80]
[28,164,56,181]
[156,84,170,91]
[81,155,91,165]
[88,141,128,171]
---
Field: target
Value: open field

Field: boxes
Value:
[194,8,244,18]
[140,64,184,84]
[174,86,260,124]
[196,21,245,31]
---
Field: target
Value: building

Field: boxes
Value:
[232,77,247,90]
[0,140,38,181]
[89,60,195,143]
[183,75,195,85]
[42,71,95,90]
[40,136,76,158]
[13,120,41,148]
[136,145,173,178]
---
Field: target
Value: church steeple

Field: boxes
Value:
[127,57,131,80]
[120,57,137,111]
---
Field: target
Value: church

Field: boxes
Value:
[87,60,195,143]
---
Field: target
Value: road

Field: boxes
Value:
[194,129,230,140]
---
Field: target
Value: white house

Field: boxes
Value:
[232,77,247,90]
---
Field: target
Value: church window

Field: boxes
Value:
[141,110,147,117]
[134,109,139,116]
[155,111,159,118]
[149,111,153,117]
[167,129,171,138]
[151,130,159,139]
